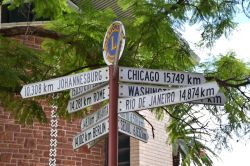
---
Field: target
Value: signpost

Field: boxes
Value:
[119,112,145,128]
[119,67,206,86]
[81,104,109,130]
[70,82,107,99]
[118,82,220,113]
[119,83,226,106]
[73,118,109,150]
[81,104,145,131]
[118,118,148,143]
[119,83,171,97]
[20,67,109,98]
[102,20,126,166]
[67,85,109,113]
[73,117,148,150]
[191,92,226,105]
[19,20,227,166]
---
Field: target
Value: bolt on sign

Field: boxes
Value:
[20,67,109,98]
[119,67,206,86]
[118,82,220,113]
[103,21,125,65]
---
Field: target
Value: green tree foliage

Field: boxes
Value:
[0,0,250,165]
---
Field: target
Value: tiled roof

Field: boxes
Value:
[70,0,134,20]
[70,0,200,63]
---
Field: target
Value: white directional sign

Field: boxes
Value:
[81,104,109,131]
[70,82,107,99]
[191,92,226,105]
[81,104,145,130]
[119,83,171,97]
[119,83,226,106]
[119,67,205,86]
[73,117,148,150]
[118,82,220,112]
[118,118,148,143]
[73,118,109,150]
[67,85,109,113]
[20,67,109,98]
[119,112,145,128]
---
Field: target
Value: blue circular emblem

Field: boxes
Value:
[103,21,125,65]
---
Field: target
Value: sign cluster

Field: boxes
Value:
[20,21,227,151]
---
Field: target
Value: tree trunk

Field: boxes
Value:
[173,152,180,166]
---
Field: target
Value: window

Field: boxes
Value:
[1,3,48,23]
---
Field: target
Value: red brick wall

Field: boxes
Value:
[0,35,106,166]
[0,102,106,166]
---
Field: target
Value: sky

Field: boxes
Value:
[181,14,250,166]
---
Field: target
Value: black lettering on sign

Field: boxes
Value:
[127,69,159,82]
[127,85,169,97]
[179,87,215,101]
[187,74,201,85]
[75,133,85,147]
[93,88,106,102]
[138,97,146,108]
[125,99,135,110]
[93,122,106,138]
[120,119,131,134]
[149,92,175,107]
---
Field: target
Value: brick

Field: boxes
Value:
[14,132,33,138]
[62,160,75,165]
[82,159,92,165]
[16,138,24,144]
[37,139,48,145]
[12,153,24,158]
[61,149,73,156]
[37,145,49,151]
[21,128,33,133]
[0,153,12,162]
[0,125,4,131]
[0,132,13,140]
[9,144,22,149]
[39,157,49,163]
[6,163,16,166]
[24,138,36,148]
[0,143,8,149]
[5,124,20,132]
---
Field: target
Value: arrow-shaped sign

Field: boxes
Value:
[70,82,107,99]
[73,117,148,150]
[81,104,145,131]
[118,82,220,113]
[81,104,109,131]
[119,83,226,105]
[118,117,148,143]
[73,118,109,150]
[119,67,205,86]
[67,85,109,113]
[20,67,109,98]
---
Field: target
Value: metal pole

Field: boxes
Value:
[0,4,2,29]
[108,65,119,166]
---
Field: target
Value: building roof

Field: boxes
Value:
[70,0,200,63]
[70,0,134,20]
